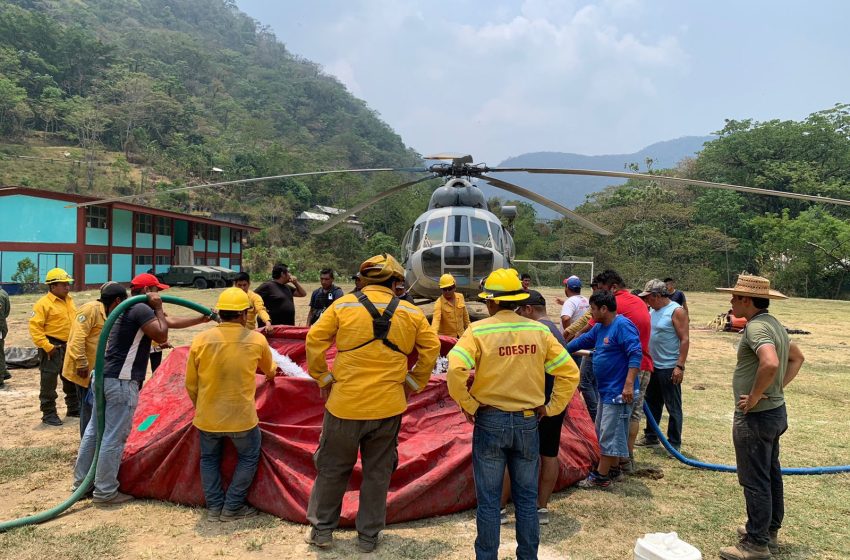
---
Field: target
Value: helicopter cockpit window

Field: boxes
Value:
[410,223,423,252]
[447,215,469,243]
[424,217,445,247]
[489,221,503,252]
[470,218,491,247]
[401,228,412,260]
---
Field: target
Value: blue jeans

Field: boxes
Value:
[199,426,262,512]
[578,355,599,421]
[73,377,139,498]
[473,408,539,560]
[76,384,93,440]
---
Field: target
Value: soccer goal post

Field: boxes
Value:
[512,258,595,289]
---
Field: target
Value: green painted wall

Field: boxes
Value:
[0,195,77,243]
[112,209,133,247]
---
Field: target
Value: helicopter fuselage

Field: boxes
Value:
[400,180,515,301]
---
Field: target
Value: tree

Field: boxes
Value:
[0,74,27,135]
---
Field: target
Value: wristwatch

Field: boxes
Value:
[675,364,685,370]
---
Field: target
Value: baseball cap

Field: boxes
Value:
[564,275,582,290]
[523,290,547,307]
[98,281,128,302]
[131,273,169,290]
[638,278,668,297]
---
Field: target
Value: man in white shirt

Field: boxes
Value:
[560,276,589,330]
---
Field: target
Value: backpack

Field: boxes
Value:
[337,291,406,355]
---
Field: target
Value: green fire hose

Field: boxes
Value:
[0,295,214,532]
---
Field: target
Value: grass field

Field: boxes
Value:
[0,284,848,559]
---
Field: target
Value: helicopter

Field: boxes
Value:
[74,154,850,302]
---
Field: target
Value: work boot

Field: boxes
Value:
[738,525,779,554]
[206,508,222,522]
[635,435,660,447]
[42,413,63,426]
[304,528,333,548]
[357,532,382,553]
[220,505,258,522]
[93,491,134,505]
[719,536,771,560]
[66,410,80,418]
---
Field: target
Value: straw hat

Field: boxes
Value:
[716,273,787,299]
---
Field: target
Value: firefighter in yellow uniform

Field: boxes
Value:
[185,287,276,522]
[62,282,128,438]
[304,254,440,553]
[447,268,580,560]
[235,272,273,332]
[29,267,79,426]
[431,273,471,338]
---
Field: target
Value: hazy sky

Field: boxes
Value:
[236,0,850,164]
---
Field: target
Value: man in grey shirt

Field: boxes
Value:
[717,274,804,560]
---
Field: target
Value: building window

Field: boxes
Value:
[194,225,205,240]
[231,229,241,244]
[206,258,218,265]
[194,256,204,265]
[85,253,108,265]
[207,226,220,241]
[135,255,153,265]
[156,217,171,236]
[155,256,171,266]
[136,214,153,234]
[85,206,108,229]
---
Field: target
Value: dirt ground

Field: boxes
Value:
[1,283,848,559]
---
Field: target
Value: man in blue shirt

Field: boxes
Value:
[567,290,642,488]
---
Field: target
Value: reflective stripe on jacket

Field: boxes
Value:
[447,309,580,416]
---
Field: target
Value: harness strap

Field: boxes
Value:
[337,292,406,355]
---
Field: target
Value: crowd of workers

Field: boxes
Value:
[0,258,804,560]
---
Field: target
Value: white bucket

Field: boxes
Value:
[634,532,702,560]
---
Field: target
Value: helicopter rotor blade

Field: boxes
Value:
[311,175,438,235]
[480,175,613,236]
[488,168,850,207]
[67,167,429,208]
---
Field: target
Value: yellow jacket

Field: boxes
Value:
[566,310,592,337]
[307,285,441,420]
[447,310,580,416]
[186,322,275,432]
[246,289,271,330]
[62,300,105,388]
[29,292,76,352]
[431,293,471,337]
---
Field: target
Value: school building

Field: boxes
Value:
[0,186,258,290]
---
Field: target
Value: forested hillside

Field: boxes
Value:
[501,107,850,298]
[0,0,429,275]
[2,1,849,297]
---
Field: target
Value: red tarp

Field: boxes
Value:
[119,327,600,525]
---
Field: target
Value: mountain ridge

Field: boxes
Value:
[488,135,715,216]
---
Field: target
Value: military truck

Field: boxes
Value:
[206,266,239,286]
[156,265,232,289]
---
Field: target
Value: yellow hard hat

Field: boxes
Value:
[478,268,530,302]
[359,254,405,285]
[45,268,73,284]
[216,287,251,311]
[439,273,456,289]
